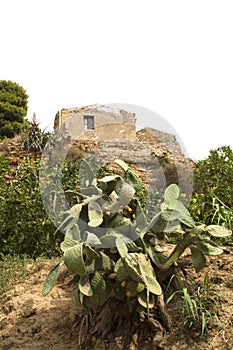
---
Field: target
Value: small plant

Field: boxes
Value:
[42,158,231,341]
[167,274,223,337]
[20,113,50,155]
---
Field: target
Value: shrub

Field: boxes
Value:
[193,145,233,208]
[190,145,233,244]
[0,158,58,257]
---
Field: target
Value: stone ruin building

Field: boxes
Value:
[54,104,194,196]
[0,104,194,194]
[54,104,136,142]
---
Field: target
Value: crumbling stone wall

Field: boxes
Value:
[0,138,40,182]
[54,104,136,142]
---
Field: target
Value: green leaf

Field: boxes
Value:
[88,201,103,227]
[191,246,206,272]
[114,258,129,282]
[60,238,77,253]
[162,200,195,228]
[65,224,81,241]
[91,271,106,293]
[125,240,143,253]
[100,234,117,247]
[83,245,100,260]
[206,225,232,238]
[125,168,145,195]
[135,200,148,231]
[190,224,206,236]
[70,203,83,217]
[99,175,121,183]
[78,159,95,188]
[140,212,161,236]
[114,159,128,171]
[78,275,93,296]
[84,231,102,246]
[138,254,162,295]
[116,237,128,258]
[197,242,224,256]
[144,245,161,268]
[90,271,109,305]
[175,201,195,228]
[112,214,131,228]
[63,241,86,275]
[161,208,179,222]
[86,251,115,273]
[137,290,155,309]
[42,262,64,296]
[80,185,100,196]
[118,182,135,207]
[99,251,114,271]
[164,184,180,207]
[55,214,75,234]
[123,253,144,284]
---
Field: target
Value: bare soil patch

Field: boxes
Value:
[0,249,232,350]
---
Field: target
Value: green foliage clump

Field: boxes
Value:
[43,159,231,323]
[0,80,29,139]
[193,145,233,208]
[190,145,233,244]
[0,157,57,257]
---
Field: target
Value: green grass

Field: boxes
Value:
[0,254,48,296]
[166,273,223,338]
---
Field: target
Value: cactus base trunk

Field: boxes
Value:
[77,296,170,350]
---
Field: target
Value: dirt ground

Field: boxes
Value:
[0,248,232,350]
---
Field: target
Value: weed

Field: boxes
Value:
[167,273,223,338]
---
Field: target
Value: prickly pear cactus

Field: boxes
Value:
[43,158,232,318]
[118,182,135,207]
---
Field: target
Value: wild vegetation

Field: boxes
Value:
[0,115,232,349]
[41,158,231,348]
[189,145,233,245]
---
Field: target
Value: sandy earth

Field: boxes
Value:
[0,249,233,350]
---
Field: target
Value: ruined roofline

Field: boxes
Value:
[56,104,136,118]
[54,104,137,131]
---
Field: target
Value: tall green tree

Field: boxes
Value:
[0,80,29,139]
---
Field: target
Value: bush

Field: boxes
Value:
[0,157,58,257]
[0,154,104,257]
[189,145,233,244]
[193,145,233,208]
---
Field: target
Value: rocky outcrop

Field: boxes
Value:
[0,125,195,196]
[90,133,194,195]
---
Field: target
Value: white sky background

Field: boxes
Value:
[1,0,233,161]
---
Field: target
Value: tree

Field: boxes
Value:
[0,80,29,139]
